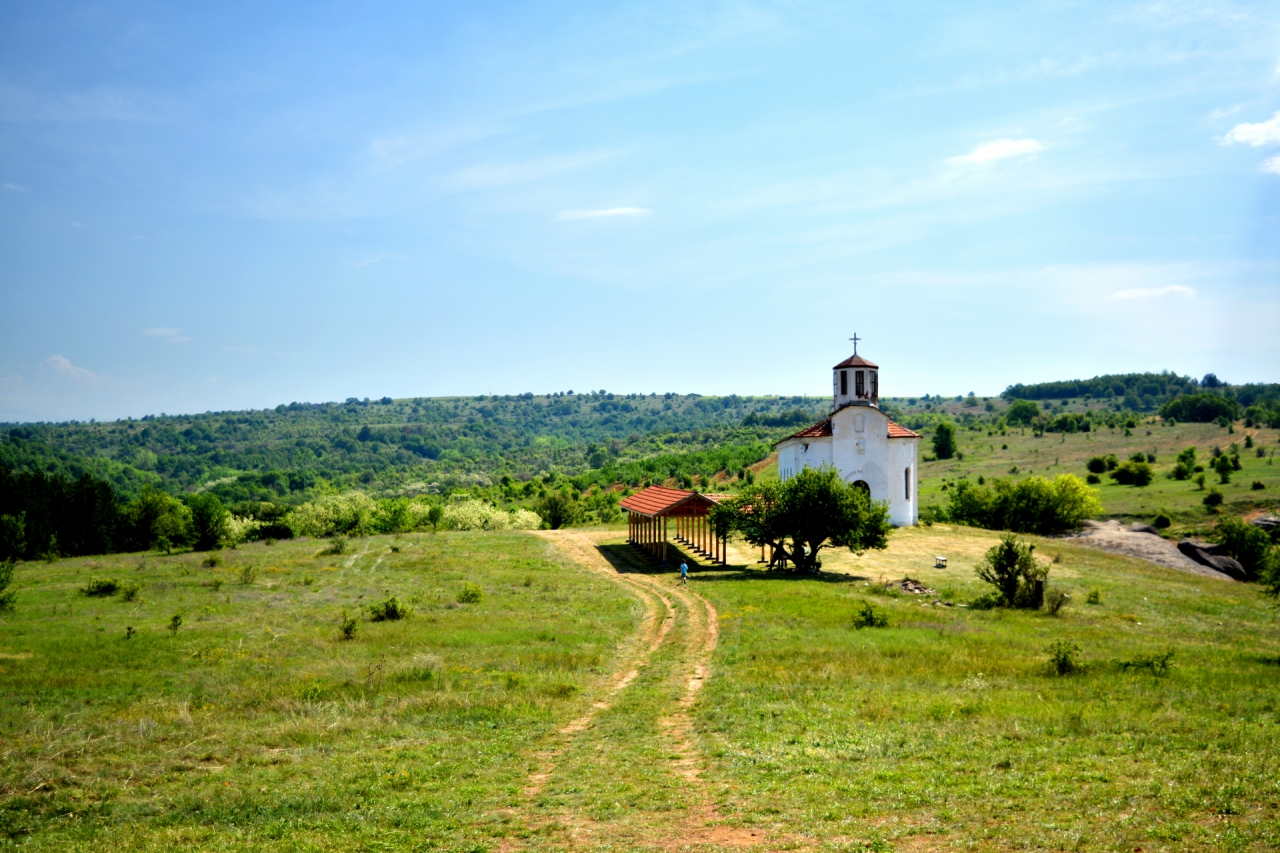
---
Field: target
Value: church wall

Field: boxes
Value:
[776,436,832,480]
[831,406,890,501]
[886,437,920,526]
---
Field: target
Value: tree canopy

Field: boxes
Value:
[711,466,891,573]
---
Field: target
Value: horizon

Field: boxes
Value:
[3,2,1278,423]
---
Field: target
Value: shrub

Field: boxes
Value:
[1110,461,1153,487]
[1046,640,1082,675]
[81,578,120,597]
[456,582,484,604]
[202,553,223,567]
[368,596,410,621]
[287,492,377,538]
[1159,393,1240,423]
[1117,649,1174,676]
[946,475,1100,535]
[186,493,229,551]
[1252,481,1265,491]
[976,534,1047,608]
[319,536,347,556]
[1214,454,1233,484]
[1086,456,1109,474]
[1005,399,1040,426]
[239,565,258,585]
[851,600,889,628]
[1085,589,1101,605]
[1152,512,1171,529]
[0,558,15,611]
[1086,473,1101,485]
[535,493,578,530]
[1212,515,1276,582]
[339,612,358,640]
[120,582,141,602]
[1044,588,1070,615]
[1203,489,1224,508]
[168,613,182,635]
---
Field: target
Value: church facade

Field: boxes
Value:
[774,348,920,526]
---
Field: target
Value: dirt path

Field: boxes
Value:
[1064,520,1234,580]
[516,530,765,851]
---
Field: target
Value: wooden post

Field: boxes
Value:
[662,516,668,564]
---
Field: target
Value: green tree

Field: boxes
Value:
[946,474,1100,534]
[186,493,229,551]
[125,486,191,550]
[1213,454,1233,484]
[1005,399,1040,426]
[1212,516,1275,583]
[710,465,891,573]
[0,513,26,562]
[932,421,958,460]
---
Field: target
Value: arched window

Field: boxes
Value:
[852,479,870,494]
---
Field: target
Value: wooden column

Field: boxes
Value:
[662,516,668,564]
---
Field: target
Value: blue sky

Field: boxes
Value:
[1,1,1277,422]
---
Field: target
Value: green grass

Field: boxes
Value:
[0,532,638,850]
[917,422,1280,533]
[3,525,1280,851]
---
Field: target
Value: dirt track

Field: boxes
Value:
[508,530,765,851]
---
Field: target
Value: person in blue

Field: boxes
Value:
[679,561,689,584]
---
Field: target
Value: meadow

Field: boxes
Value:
[3,523,1278,851]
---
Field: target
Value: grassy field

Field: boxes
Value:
[2,525,1279,851]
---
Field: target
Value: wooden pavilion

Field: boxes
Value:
[619,485,728,566]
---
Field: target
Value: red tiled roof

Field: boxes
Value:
[619,486,724,517]
[887,420,920,438]
[833,354,879,369]
[776,415,920,444]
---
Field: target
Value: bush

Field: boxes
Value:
[851,600,889,628]
[1086,473,1101,485]
[1252,481,1265,491]
[1085,589,1101,605]
[81,578,120,597]
[1086,456,1109,474]
[536,493,578,530]
[1203,489,1224,508]
[946,475,1101,535]
[186,493,229,551]
[368,596,411,621]
[975,534,1047,608]
[168,613,182,635]
[1044,587,1070,615]
[1005,399,1040,426]
[120,582,141,602]
[1046,640,1082,675]
[1213,454,1233,483]
[319,536,348,556]
[1212,515,1276,582]
[1152,512,1171,529]
[339,612,358,640]
[1117,649,1174,676]
[1110,461,1153,487]
[456,582,484,604]
[202,553,224,567]
[239,565,258,585]
[0,558,15,611]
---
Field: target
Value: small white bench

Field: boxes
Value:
[934,556,948,568]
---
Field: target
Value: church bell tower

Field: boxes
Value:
[832,334,879,410]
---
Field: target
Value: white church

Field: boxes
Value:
[774,342,921,526]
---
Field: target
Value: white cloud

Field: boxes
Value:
[1107,285,1196,300]
[1223,112,1280,146]
[556,207,650,221]
[144,327,191,342]
[948,139,1045,165]
[1263,155,1280,175]
[2,182,26,192]
[40,355,100,383]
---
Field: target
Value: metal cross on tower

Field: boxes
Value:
[849,333,861,355]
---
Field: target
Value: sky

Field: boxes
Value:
[1,1,1278,423]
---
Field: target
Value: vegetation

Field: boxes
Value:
[712,465,891,572]
[974,533,1049,608]
[932,420,958,459]
[944,474,1101,534]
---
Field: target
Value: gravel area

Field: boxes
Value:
[1064,520,1236,581]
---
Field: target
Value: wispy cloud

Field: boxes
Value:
[2,182,26,193]
[1223,112,1280,146]
[556,207,650,221]
[144,327,191,342]
[1108,284,1196,300]
[40,355,101,383]
[948,139,1045,165]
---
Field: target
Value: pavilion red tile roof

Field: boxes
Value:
[833,354,879,369]
[619,486,725,517]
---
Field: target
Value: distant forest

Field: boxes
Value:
[1002,371,1280,413]
[0,393,827,503]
